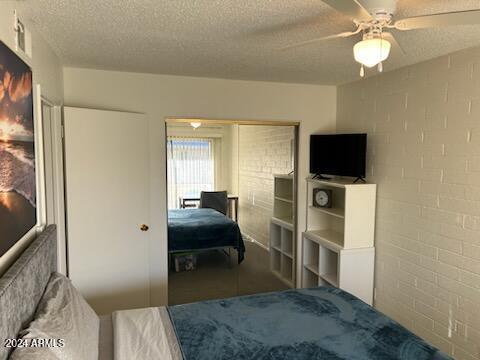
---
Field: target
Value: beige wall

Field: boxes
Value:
[0,2,63,273]
[337,46,480,359]
[238,125,294,248]
[63,67,337,305]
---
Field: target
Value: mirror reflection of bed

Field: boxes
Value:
[166,119,298,305]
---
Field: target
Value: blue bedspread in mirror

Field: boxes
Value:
[168,287,451,360]
[168,208,245,263]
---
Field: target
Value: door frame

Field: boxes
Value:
[166,117,300,127]
[41,96,67,275]
[164,117,300,302]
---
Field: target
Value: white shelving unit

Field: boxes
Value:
[302,177,376,305]
[270,174,295,287]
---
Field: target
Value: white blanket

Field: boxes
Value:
[113,307,183,360]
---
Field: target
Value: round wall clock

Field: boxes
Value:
[313,188,332,208]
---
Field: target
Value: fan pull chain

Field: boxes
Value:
[360,65,365,77]
[378,62,383,72]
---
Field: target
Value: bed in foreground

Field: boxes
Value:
[115,287,450,360]
[168,208,245,263]
[1,226,451,360]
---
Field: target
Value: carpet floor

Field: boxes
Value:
[168,241,291,305]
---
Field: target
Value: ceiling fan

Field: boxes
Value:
[281,0,480,77]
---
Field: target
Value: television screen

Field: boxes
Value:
[0,41,36,257]
[310,134,366,178]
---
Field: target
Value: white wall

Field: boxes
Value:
[0,3,63,104]
[63,67,337,305]
[0,2,63,273]
[238,125,294,247]
[337,46,480,359]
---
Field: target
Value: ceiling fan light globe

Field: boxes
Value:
[353,38,391,68]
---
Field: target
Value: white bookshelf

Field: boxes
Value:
[270,174,295,287]
[302,177,376,305]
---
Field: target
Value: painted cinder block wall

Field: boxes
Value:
[337,46,480,359]
[238,125,294,248]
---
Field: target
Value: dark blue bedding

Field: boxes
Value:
[168,287,451,360]
[168,208,245,263]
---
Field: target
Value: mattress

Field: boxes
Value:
[168,208,245,263]
[112,307,182,360]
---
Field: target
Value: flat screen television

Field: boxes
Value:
[310,134,367,180]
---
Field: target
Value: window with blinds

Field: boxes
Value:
[167,137,215,209]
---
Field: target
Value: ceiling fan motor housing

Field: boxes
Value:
[362,0,397,17]
[363,28,383,40]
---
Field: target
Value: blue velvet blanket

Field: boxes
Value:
[168,209,245,263]
[168,287,451,360]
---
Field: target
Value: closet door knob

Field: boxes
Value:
[140,224,149,232]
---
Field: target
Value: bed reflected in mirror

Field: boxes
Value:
[166,119,298,305]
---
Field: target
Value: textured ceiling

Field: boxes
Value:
[18,0,480,84]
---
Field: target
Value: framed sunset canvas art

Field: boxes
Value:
[0,41,36,257]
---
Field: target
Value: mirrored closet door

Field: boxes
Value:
[165,119,299,305]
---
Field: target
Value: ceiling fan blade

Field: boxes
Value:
[394,9,480,30]
[321,0,373,21]
[382,32,405,55]
[279,30,360,50]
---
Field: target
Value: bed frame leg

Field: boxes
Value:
[220,248,234,268]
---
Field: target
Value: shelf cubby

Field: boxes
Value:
[302,177,376,305]
[270,223,282,250]
[281,255,293,282]
[273,199,293,223]
[303,236,319,270]
[274,176,293,201]
[319,246,339,287]
[305,178,376,250]
[270,174,295,288]
[281,228,293,258]
[302,232,375,303]
[308,183,345,211]
[303,267,318,288]
[271,248,281,273]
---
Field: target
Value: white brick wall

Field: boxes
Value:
[238,125,294,247]
[337,46,480,359]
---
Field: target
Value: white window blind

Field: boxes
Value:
[167,137,215,209]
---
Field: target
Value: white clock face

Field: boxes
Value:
[316,190,329,206]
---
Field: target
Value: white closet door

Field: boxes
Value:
[64,107,150,314]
